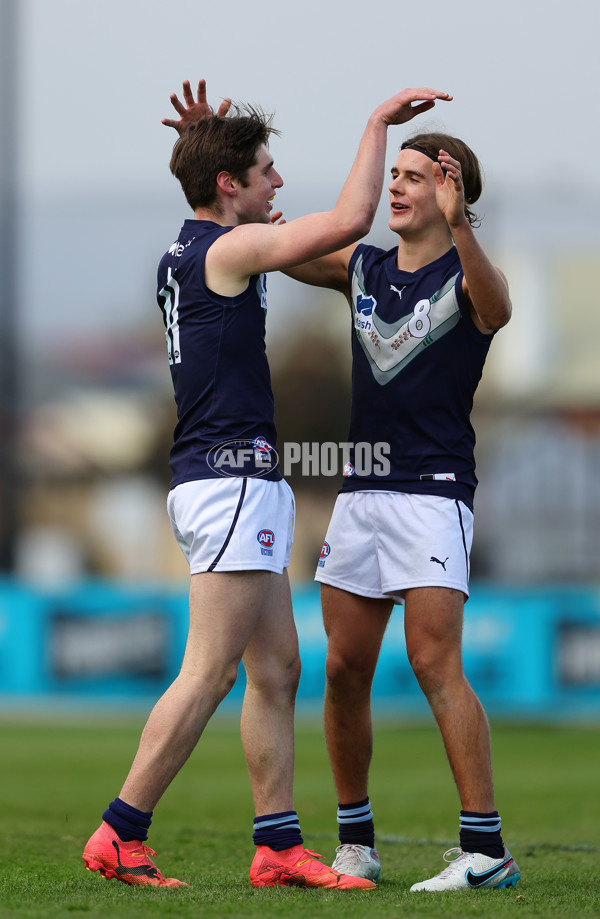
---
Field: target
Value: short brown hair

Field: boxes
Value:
[401,132,483,226]
[170,104,279,212]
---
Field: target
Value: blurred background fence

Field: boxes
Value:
[1,579,600,717]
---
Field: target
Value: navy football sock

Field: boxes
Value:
[102,797,153,842]
[459,810,504,859]
[337,797,375,848]
[253,811,303,851]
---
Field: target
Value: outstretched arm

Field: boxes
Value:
[211,87,453,288]
[283,245,359,294]
[434,150,511,334]
[161,78,231,133]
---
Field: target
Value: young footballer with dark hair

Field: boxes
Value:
[82,79,452,892]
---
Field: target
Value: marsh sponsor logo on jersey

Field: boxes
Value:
[257,529,275,556]
[318,541,331,567]
[354,293,376,331]
[207,437,280,477]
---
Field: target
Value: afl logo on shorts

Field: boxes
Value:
[318,541,330,568]
[257,529,275,557]
[207,437,279,477]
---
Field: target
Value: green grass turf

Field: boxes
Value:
[0,714,598,918]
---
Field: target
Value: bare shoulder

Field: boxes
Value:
[204,224,272,297]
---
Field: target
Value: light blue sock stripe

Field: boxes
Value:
[460,815,502,833]
[460,817,500,826]
[337,805,373,819]
[253,817,301,831]
[337,812,373,824]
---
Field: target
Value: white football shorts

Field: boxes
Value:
[167,477,295,575]
[314,491,473,604]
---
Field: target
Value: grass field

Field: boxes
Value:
[0,714,598,918]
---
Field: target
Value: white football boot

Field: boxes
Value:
[331,844,381,881]
[410,846,520,892]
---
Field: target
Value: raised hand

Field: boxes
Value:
[434,149,466,229]
[374,87,452,127]
[161,78,232,133]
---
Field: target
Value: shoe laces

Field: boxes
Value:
[437,847,468,878]
[335,844,373,866]
[129,843,157,860]
[300,849,323,862]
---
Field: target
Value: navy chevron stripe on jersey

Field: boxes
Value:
[157,220,282,488]
[341,244,493,510]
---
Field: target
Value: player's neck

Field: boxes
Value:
[395,230,453,273]
[193,202,239,227]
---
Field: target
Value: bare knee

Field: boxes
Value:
[325,644,376,699]
[404,588,466,702]
[322,589,390,700]
[409,650,444,700]
[170,658,240,717]
[407,638,465,701]
[247,650,301,703]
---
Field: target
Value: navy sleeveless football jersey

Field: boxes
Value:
[157,219,281,487]
[341,244,493,510]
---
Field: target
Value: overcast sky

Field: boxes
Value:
[21,0,598,196]
[7,0,600,356]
